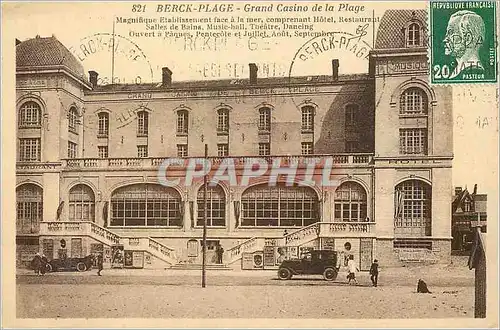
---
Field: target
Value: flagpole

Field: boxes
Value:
[111,17,115,84]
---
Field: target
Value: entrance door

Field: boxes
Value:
[359,238,373,271]
[201,240,220,264]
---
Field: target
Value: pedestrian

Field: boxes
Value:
[369,259,379,287]
[40,253,48,275]
[216,244,224,264]
[283,229,288,236]
[31,252,42,276]
[346,254,359,285]
[97,252,103,276]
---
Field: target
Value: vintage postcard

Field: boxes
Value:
[1,0,498,328]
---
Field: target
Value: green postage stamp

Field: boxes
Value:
[430,1,497,84]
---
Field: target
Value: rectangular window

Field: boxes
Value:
[301,142,313,155]
[177,144,188,157]
[217,110,229,134]
[301,107,314,131]
[217,144,229,157]
[137,145,148,158]
[258,143,270,156]
[67,141,77,159]
[346,141,358,152]
[98,113,109,137]
[177,111,189,135]
[98,146,108,158]
[399,129,427,154]
[258,108,271,132]
[19,138,41,161]
[137,112,149,136]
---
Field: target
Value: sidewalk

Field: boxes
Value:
[17,257,475,283]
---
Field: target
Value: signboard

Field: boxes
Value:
[111,245,124,268]
[322,237,335,250]
[263,246,276,268]
[124,251,133,268]
[241,252,254,270]
[132,251,145,268]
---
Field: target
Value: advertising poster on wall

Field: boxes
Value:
[132,251,145,268]
[111,245,124,269]
[263,246,276,269]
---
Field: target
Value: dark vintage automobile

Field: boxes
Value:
[277,250,340,281]
[48,255,95,272]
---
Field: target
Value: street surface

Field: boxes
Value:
[17,258,475,319]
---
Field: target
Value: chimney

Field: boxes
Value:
[249,63,258,84]
[88,70,98,87]
[332,59,339,80]
[473,184,478,195]
[455,187,463,196]
[162,67,172,86]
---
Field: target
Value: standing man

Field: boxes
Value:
[97,252,103,276]
[216,244,224,264]
[369,259,379,287]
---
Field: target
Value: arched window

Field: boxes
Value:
[137,111,149,136]
[177,110,189,135]
[400,88,428,115]
[110,184,182,227]
[241,183,319,227]
[197,184,226,227]
[217,108,229,134]
[301,106,314,131]
[97,112,109,137]
[258,107,271,132]
[19,101,41,128]
[407,23,421,47]
[68,107,78,133]
[16,184,43,234]
[395,180,432,236]
[334,182,367,222]
[69,184,95,222]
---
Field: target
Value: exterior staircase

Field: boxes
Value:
[39,221,178,265]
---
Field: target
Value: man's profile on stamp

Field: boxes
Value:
[443,10,486,78]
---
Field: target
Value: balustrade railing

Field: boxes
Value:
[284,223,320,245]
[148,238,176,260]
[61,153,373,170]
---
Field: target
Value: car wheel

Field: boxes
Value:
[323,267,337,281]
[45,263,53,273]
[278,268,292,280]
[76,262,87,272]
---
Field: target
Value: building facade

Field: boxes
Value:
[16,9,453,270]
[451,185,487,254]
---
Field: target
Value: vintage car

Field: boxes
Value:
[48,255,95,272]
[277,249,340,281]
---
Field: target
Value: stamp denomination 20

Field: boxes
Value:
[430,1,497,84]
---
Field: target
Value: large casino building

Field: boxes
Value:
[15,10,453,270]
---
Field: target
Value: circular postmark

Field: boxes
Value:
[62,33,155,130]
[287,29,373,109]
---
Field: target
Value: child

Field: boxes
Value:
[346,255,359,285]
[369,259,379,287]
